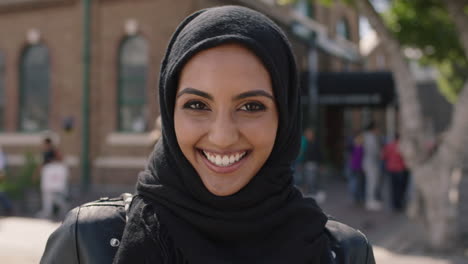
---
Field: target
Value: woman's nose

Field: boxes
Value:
[208,113,239,148]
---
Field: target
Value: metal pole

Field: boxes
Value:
[81,0,91,191]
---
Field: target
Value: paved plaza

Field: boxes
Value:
[0,179,467,263]
[0,216,464,263]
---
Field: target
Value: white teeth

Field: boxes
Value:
[202,150,247,167]
[222,156,229,166]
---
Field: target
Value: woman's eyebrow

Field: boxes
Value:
[233,90,274,101]
[176,87,213,100]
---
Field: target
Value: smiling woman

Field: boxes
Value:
[174,44,278,196]
[41,5,375,264]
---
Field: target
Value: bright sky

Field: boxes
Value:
[360,0,390,54]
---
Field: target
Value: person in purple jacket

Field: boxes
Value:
[349,132,365,205]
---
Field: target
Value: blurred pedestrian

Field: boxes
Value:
[42,137,61,165]
[363,122,382,211]
[36,137,69,219]
[0,145,13,215]
[294,133,308,188]
[349,132,365,205]
[303,128,326,203]
[382,134,409,212]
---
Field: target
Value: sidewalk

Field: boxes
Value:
[1,178,467,263]
[319,177,468,264]
[0,217,60,264]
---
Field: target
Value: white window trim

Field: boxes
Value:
[94,156,147,169]
[6,154,79,167]
[0,132,60,146]
[0,133,43,146]
[106,132,155,146]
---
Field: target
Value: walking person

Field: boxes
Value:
[382,134,409,212]
[302,128,326,203]
[41,6,375,263]
[363,122,382,211]
[293,133,308,188]
[36,137,69,219]
[349,132,365,205]
[0,145,13,215]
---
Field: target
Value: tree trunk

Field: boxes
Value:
[355,0,427,167]
[356,0,468,250]
[412,155,461,249]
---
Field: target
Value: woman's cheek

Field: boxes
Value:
[175,113,210,138]
[239,114,278,144]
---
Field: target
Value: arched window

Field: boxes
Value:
[19,44,50,132]
[118,36,148,132]
[336,18,351,40]
[0,52,5,131]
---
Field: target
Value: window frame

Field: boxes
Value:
[336,18,351,41]
[116,35,149,133]
[18,43,50,133]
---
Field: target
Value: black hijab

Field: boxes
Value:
[115,6,331,263]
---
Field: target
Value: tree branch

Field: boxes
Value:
[355,0,427,166]
[440,81,468,164]
[439,0,468,163]
[445,0,468,58]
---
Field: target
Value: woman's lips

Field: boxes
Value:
[197,149,249,174]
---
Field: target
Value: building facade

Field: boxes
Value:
[0,0,360,188]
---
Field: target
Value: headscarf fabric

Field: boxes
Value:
[115,6,331,263]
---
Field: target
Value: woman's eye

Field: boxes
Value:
[239,102,266,112]
[183,100,209,111]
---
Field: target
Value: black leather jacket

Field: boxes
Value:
[40,194,375,264]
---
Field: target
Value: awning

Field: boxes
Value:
[317,71,395,107]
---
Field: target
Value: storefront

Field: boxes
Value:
[315,71,396,168]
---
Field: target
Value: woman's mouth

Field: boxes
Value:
[197,149,250,173]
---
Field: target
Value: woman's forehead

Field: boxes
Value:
[177,44,273,93]
[182,43,264,69]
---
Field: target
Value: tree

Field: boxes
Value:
[278,0,468,250]
[386,0,468,103]
[357,0,468,250]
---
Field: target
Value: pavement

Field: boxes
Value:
[319,177,468,264]
[0,217,60,264]
[0,178,467,263]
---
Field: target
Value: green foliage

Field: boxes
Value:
[386,0,468,101]
[278,0,468,100]
[0,152,38,199]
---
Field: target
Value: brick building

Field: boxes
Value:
[0,0,361,189]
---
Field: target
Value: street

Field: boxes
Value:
[0,217,59,264]
[0,213,465,263]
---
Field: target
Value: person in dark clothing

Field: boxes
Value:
[302,128,326,202]
[0,145,13,215]
[42,138,61,165]
[41,6,375,264]
[382,134,409,211]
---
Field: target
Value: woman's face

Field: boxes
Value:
[174,44,278,196]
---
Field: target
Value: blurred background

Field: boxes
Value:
[0,0,467,263]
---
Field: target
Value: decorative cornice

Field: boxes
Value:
[0,0,77,13]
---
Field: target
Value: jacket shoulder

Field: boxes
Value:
[40,194,131,264]
[326,219,376,264]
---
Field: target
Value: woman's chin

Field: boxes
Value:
[204,181,243,196]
